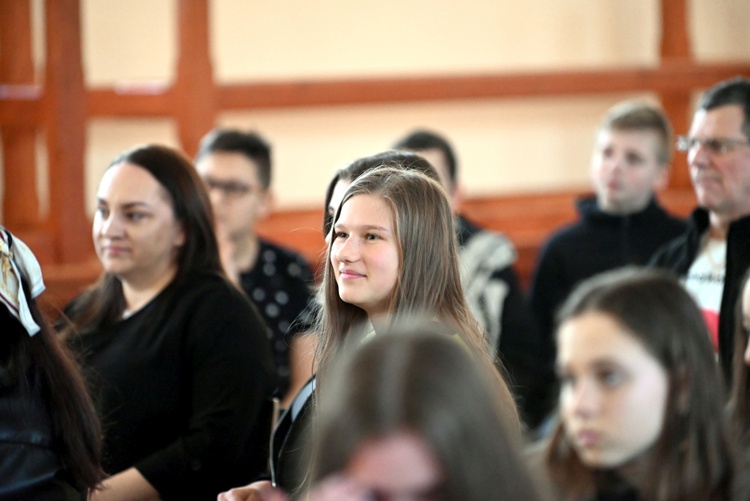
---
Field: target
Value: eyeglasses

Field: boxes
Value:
[676,135,750,155]
[203,176,255,199]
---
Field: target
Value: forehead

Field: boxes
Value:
[557,311,656,367]
[329,179,351,211]
[596,128,661,153]
[346,432,442,496]
[98,162,168,200]
[690,104,746,137]
[196,151,260,181]
[338,193,393,225]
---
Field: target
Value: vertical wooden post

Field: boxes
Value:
[0,0,41,231]
[658,0,692,190]
[174,0,217,157]
[44,0,91,263]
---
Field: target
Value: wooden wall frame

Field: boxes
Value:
[0,0,748,304]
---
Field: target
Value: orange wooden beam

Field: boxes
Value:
[83,62,750,117]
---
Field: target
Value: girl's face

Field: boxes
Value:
[742,278,750,366]
[331,194,399,318]
[557,311,669,469]
[346,431,444,501]
[93,162,185,287]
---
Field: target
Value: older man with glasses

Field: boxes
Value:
[651,76,750,383]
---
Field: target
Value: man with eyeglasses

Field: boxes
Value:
[528,102,686,429]
[651,76,750,382]
[195,129,315,407]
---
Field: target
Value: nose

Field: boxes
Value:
[688,141,712,170]
[569,379,600,419]
[99,212,123,238]
[334,236,359,264]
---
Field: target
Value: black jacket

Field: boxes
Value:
[528,196,686,424]
[650,208,750,381]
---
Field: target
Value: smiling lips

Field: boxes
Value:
[338,268,366,279]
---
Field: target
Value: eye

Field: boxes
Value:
[334,231,348,240]
[625,152,644,165]
[556,370,576,388]
[365,233,379,241]
[125,211,147,222]
[95,206,109,218]
[597,368,624,387]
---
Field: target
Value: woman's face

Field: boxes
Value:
[327,179,351,235]
[331,193,399,318]
[742,278,750,366]
[93,162,184,287]
[557,311,669,469]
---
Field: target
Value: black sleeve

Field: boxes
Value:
[135,284,277,499]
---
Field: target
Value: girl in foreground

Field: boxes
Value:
[545,267,740,501]
[308,323,545,501]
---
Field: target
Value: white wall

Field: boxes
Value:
[2,0,749,217]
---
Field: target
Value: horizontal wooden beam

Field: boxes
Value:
[87,84,173,117]
[0,85,42,125]
[79,62,750,117]
[217,62,750,110]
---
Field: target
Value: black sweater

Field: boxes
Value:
[70,273,277,500]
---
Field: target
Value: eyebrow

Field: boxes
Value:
[332,222,391,233]
[96,198,153,210]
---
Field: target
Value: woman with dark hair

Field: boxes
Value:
[544,267,740,501]
[307,323,545,501]
[60,145,276,500]
[0,227,103,499]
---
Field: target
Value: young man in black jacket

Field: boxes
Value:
[529,102,686,425]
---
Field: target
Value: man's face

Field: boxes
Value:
[590,128,667,215]
[687,104,750,221]
[196,151,269,240]
[412,148,458,210]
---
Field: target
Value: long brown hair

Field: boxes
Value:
[545,267,738,501]
[315,166,518,423]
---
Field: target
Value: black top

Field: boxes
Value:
[529,196,686,357]
[650,208,750,382]
[69,272,277,500]
[239,239,314,396]
[0,315,82,501]
[528,197,686,423]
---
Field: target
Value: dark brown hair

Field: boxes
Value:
[546,267,738,501]
[60,144,221,337]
